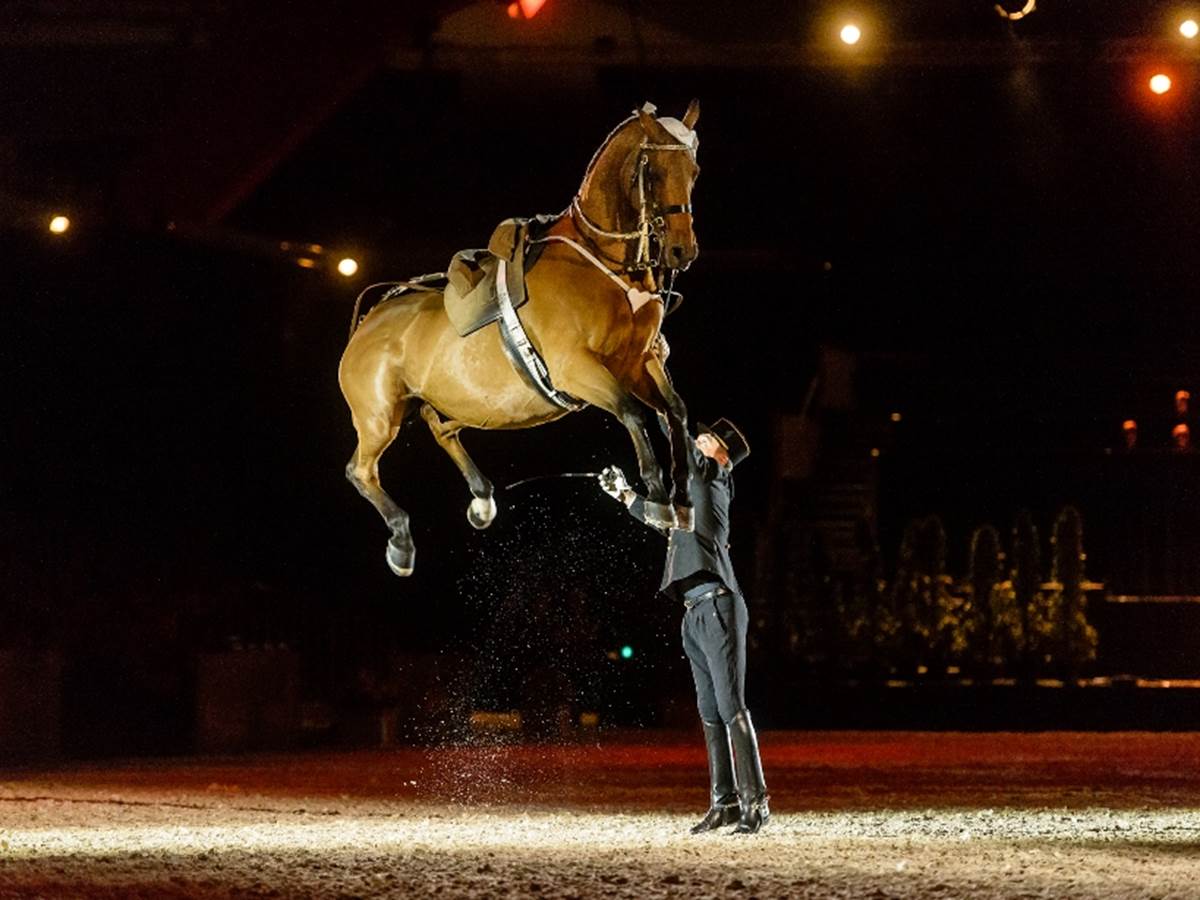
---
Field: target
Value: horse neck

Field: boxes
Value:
[576,127,641,265]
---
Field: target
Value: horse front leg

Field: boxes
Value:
[642,342,693,532]
[557,353,672,525]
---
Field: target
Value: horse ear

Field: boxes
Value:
[636,102,657,136]
[681,98,700,129]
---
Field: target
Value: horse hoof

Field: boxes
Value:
[386,542,415,577]
[467,495,497,530]
[673,505,694,532]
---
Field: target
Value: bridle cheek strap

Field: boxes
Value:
[631,144,696,269]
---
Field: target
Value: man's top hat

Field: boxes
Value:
[698,418,751,467]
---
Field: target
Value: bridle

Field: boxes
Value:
[569,125,697,278]
[529,114,696,317]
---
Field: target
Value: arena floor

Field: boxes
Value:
[2,731,1199,898]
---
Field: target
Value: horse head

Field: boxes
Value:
[633,99,701,272]
[575,99,701,274]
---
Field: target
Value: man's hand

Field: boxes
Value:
[598,465,635,506]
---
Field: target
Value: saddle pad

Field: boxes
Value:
[443,248,525,337]
[442,215,555,337]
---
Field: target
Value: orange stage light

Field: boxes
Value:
[508,0,546,19]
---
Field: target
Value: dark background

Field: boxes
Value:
[3,1,1200,754]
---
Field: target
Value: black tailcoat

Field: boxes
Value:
[629,443,740,599]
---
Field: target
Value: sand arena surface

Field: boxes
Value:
[1,731,1199,898]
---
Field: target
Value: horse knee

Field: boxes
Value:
[346,460,377,492]
[345,460,370,492]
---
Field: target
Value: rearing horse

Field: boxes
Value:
[338,101,701,576]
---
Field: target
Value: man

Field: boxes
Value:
[599,418,768,834]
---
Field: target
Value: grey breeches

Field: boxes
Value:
[680,586,748,724]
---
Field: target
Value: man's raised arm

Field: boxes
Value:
[597,465,668,533]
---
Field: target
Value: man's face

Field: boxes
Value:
[695,432,729,464]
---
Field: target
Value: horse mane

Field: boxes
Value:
[577,114,639,202]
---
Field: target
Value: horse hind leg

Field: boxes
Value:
[420,403,496,529]
[346,402,417,576]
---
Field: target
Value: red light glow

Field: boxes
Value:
[508,0,547,19]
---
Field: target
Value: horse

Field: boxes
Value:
[338,100,701,576]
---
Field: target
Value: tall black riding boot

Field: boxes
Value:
[728,709,769,834]
[689,718,739,834]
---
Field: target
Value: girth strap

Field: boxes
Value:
[495,259,585,411]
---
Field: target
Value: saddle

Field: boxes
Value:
[442,214,556,337]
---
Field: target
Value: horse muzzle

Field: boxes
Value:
[665,240,698,271]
